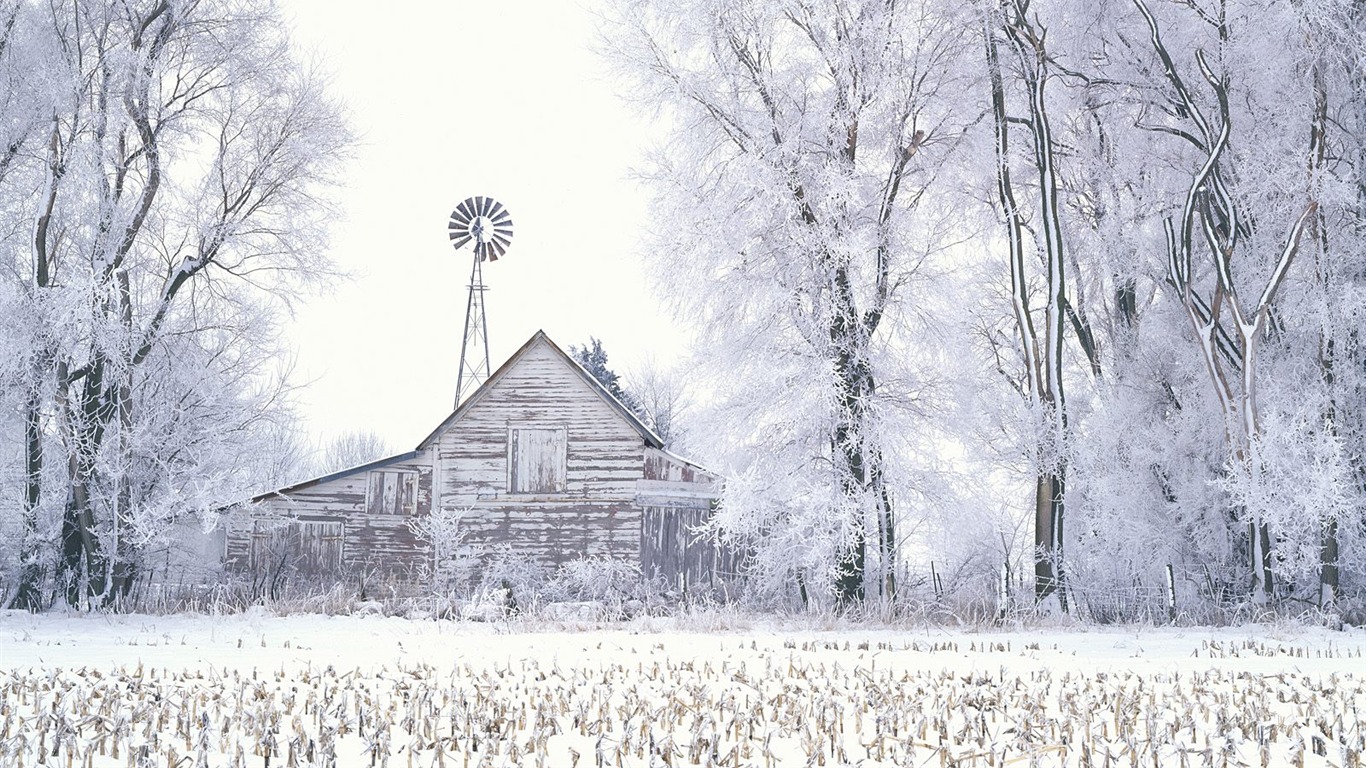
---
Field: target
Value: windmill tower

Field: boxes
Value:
[448,196,513,407]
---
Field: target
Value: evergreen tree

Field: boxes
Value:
[570,338,642,415]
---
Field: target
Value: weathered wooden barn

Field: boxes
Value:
[225,331,733,593]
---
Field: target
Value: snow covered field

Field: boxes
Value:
[3,611,1365,766]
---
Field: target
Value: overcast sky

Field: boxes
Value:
[280,1,683,452]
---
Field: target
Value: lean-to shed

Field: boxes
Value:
[226,331,734,592]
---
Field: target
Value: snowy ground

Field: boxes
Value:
[3,610,1365,766]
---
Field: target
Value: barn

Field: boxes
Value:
[225,331,734,594]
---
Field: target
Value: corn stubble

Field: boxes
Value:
[1,637,1362,767]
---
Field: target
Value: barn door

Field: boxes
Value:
[249,519,344,576]
[640,506,714,591]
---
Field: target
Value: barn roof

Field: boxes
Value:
[249,450,419,503]
[416,330,665,451]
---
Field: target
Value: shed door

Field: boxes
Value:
[640,506,713,590]
[250,519,344,575]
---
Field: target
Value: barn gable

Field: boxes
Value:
[421,331,690,567]
[417,330,664,454]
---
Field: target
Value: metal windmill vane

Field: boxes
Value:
[449,196,513,407]
[449,196,513,261]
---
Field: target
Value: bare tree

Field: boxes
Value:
[319,430,392,476]
[626,358,694,455]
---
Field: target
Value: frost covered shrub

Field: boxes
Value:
[407,507,480,597]
[476,545,549,612]
[1221,414,1358,603]
[925,553,1013,626]
[1062,337,1245,621]
[709,467,846,612]
[547,556,654,610]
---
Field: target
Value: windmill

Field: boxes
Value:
[448,196,513,407]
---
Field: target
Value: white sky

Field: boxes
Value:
[280,1,684,452]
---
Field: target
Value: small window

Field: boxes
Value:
[508,426,567,494]
[366,470,419,515]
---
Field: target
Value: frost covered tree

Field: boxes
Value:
[0,0,348,609]
[602,0,1366,617]
[980,0,1092,610]
[606,0,975,605]
[1017,0,1366,615]
[1129,0,1317,601]
[1065,0,1366,612]
[952,0,1366,620]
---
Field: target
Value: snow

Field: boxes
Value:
[3,611,1365,766]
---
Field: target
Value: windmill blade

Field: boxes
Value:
[456,199,477,222]
[449,234,472,250]
[475,196,489,217]
[487,200,505,220]
[449,208,470,226]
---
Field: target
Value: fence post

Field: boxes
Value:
[997,561,1009,621]
[1165,564,1177,623]
[930,561,943,603]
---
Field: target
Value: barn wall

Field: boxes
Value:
[637,449,732,594]
[224,453,434,578]
[643,447,715,484]
[432,340,646,568]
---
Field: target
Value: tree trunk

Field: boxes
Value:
[1034,472,1066,606]
[1309,57,1339,612]
[830,262,892,605]
[831,274,869,605]
[58,357,113,606]
[10,389,47,610]
[1321,516,1339,610]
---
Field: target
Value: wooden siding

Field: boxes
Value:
[643,447,714,484]
[637,448,730,593]
[431,339,649,569]
[225,454,434,577]
[459,501,640,567]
